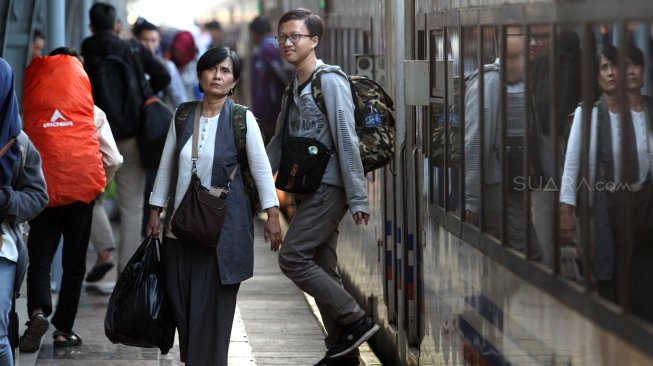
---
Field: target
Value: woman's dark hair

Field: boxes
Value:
[596,44,619,70]
[623,43,644,67]
[89,3,116,32]
[196,47,241,94]
[278,8,324,40]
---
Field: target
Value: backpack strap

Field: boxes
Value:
[232,103,260,216]
[174,101,198,138]
[310,64,344,115]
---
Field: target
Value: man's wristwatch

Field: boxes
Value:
[151,205,163,213]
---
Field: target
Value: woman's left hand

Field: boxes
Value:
[264,206,283,251]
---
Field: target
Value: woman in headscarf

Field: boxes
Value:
[0,57,48,365]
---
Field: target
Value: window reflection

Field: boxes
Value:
[558,21,653,322]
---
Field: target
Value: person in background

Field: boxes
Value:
[146,47,282,366]
[560,44,653,322]
[170,30,201,100]
[464,25,542,260]
[30,30,46,61]
[133,17,188,109]
[0,57,48,366]
[18,48,108,351]
[81,2,170,274]
[266,9,377,366]
[249,16,291,145]
[205,20,224,50]
[133,17,189,236]
[38,47,128,284]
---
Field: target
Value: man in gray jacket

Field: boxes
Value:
[266,8,378,366]
[464,26,541,260]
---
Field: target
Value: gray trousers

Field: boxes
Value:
[89,192,115,253]
[163,237,239,366]
[279,184,365,350]
[114,137,145,271]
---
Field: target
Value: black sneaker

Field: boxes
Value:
[314,355,360,366]
[326,316,379,359]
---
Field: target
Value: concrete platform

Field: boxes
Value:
[13,216,381,365]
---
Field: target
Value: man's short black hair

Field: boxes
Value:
[89,2,117,32]
[205,20,222,31]
[249,16,272,35]
[278,8,324,40]
[132,17,159,37]
[33,29,46,41]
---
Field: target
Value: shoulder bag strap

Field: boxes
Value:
[191,102,202,174]
[0,138,16,159]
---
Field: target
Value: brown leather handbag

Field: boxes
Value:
[170,103,238,248]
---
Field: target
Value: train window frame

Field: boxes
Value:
[421,4,653,358]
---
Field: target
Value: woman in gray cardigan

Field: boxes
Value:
[0,57,48,365]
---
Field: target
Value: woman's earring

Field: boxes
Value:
[229,88,234,96]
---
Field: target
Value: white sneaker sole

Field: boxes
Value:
[327,323,380,359]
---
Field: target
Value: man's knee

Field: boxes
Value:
[277,249,297,278]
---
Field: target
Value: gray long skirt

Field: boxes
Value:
[163,236,240,365]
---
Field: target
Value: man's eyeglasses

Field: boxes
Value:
[275,34,313,45]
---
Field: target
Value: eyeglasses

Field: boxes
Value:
[275,34,313,45]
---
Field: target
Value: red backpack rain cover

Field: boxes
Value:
[23,55,105,207]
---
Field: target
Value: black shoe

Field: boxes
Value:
[85,262,114,283]
[18,314,49,353]
[326,316,379,359]
[314,356,360,366]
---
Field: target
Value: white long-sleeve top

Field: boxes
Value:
[93,106,123,182]
[149,109,279,222]
[560,105,652,206]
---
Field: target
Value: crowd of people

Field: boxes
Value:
[1,3,377,366]
[3,1,653,365]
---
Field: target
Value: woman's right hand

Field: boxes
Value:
[146,209,161,238]
[559,203,576,246]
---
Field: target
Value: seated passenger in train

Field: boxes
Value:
[464,25,542,260]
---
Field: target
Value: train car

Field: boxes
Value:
[289,0,653,365]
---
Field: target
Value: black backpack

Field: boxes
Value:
[92,42,143,140]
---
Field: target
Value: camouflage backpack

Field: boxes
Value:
[309,65,395,173]
[174,101,259,216]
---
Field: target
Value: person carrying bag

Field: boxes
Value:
[145,47,282,366]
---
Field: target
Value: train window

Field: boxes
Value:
[526,24,584,272]
[445,27,462,215]
[558,20,653,324]
[462,25,506,244]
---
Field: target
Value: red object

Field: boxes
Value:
[23,54,105,206]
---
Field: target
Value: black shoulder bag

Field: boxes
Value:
[274,83,333,194]
[170,103,238,248]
